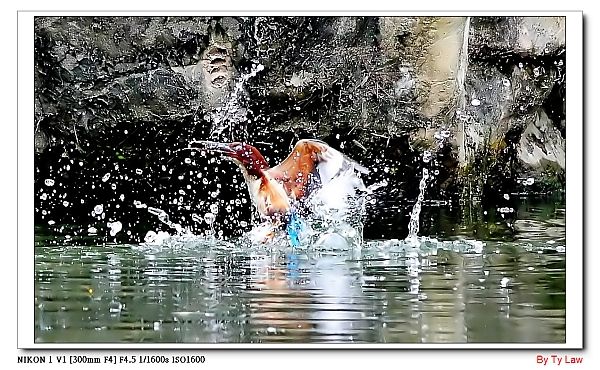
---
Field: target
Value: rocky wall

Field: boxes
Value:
[33,16,566,240]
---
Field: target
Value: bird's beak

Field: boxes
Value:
[191,140,236,157]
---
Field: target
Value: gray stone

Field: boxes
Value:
[411,17,471,120]
[34,130,48,154]
[511,64,558,113]
[518,108,565,170]
[33,16,567,205]
[470,17,565,55]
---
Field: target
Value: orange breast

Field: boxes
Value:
[256,178,291,217]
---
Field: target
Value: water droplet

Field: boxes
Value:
[48,220,55,225]
[497,207,514,214]
[422,150,432,163]
[210,204,219,214]
[102,173,111,182]
[94,204,104,215]
[135,168,143,175]
[144,231,157,243]
[204,212,215,224]
[45,179,55,186]
[88,227,97,234]
[500,277,510,288]
[107,221,122,236]
[471,98,481,106]
[192,214,202,224]
[503,193,510,200]
[133,200,146,209]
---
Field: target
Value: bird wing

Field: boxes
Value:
[268,139,369,201]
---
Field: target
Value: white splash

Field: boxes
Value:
[147,206,185,234]
[406,167,430,243]
[209,64,264,140]
[107,221,122,236]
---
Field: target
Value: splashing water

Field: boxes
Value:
[142,206,229,249]
[209,64,265,141]
[406,167,430,244]
[264,169,388,251]
[403,130,448,245]
[147,206,186,235]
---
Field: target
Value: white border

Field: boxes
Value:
[564,12,583,349]
[18,11,583,349]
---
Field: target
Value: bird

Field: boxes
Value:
[195,139,369,243]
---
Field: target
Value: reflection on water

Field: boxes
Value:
[34,200,566,344]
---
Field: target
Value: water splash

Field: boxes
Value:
[364,237,483,255]
[406,167,430,243]
[405,129,449,244]
[209,64,264,141]
[147,206,185,234]
[241,164,380,251]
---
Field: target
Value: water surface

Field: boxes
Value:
[34,199,566,344]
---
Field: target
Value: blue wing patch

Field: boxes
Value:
[286,211,304,248]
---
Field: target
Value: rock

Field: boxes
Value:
[455,55,560,168]
[117,68,197,118]
[34,130,48,154]
[381,17,471,120]
[470,17,565,55]
[412,17,471,120]
[511,64,558,113]
[458,63,514,162]
[33,16,567,239]
[518,108,565,170]
[378,17,418,59]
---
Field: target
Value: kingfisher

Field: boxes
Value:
[195,139,369,244]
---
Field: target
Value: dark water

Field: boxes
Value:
[34,199,566,344]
